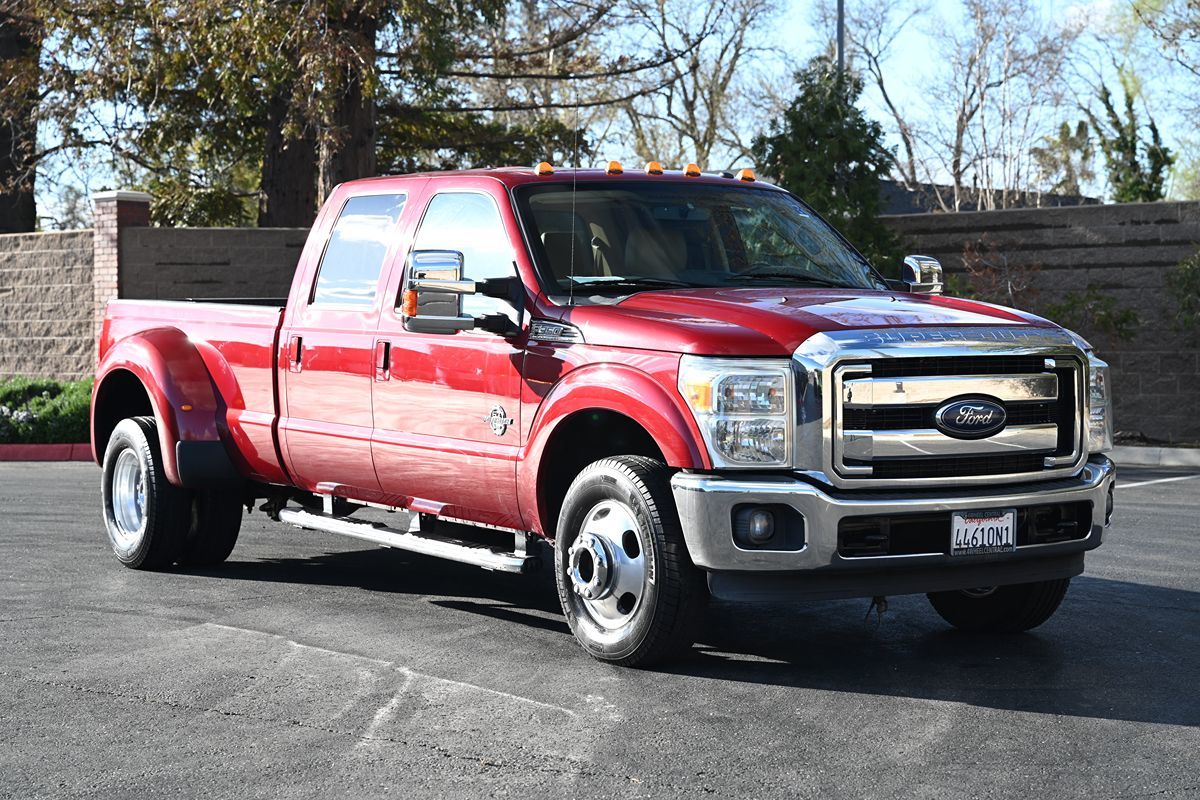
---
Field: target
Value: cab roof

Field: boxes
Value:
[340,166,786,192]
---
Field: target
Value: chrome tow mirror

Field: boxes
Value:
[899,255,944,295]
[402,250,523,336]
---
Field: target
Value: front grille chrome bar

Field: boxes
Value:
[791,327,1090,490]
[842,423,1059,460]
[842,373,1059,407]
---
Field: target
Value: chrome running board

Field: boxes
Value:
[277,507,537,574]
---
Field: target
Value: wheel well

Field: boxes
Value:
[538,409,665,537]
[93,370,154,456]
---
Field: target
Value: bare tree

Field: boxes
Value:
[616,0,782,170]
[814,0,926,188]
[927,0,1080,210]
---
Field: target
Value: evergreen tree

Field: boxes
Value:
[752,57,903,272]
[1085,75,1174,202]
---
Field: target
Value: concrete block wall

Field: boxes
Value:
[119,228,307,301]
[884,202,1200,442]
[0,230,95,380]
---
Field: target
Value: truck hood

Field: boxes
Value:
[559,287,1057,356]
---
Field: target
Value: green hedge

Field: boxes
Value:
[0,378,93,444]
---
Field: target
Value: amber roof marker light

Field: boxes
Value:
[645,161,664,175]
[684,163,702,177]
[535,161,555,176]
[606,160,624,175]
[735,168,756,182]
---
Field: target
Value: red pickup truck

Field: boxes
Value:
[91,164,1116,666]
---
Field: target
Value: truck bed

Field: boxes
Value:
[100,299,288,484]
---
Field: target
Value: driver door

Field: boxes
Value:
[371,185,527,529]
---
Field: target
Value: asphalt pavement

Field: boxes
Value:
[1,462,1198,799]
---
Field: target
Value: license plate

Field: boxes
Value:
[951,509,1016,556]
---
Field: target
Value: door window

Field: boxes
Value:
[411,192,515,317]
[311,193,407,306]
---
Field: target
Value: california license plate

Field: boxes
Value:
[951,509,1016,556]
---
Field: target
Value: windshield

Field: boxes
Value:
[513,182,885,294]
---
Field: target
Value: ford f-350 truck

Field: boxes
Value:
[91,163,1116,666]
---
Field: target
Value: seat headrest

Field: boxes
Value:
[540,230,592,280]
[623,226,686,278]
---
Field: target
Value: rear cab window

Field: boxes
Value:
[311,193,408,306]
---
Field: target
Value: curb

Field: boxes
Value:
[1112,445,1200,469]
[0,443,93,462]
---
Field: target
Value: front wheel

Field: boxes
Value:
[554,456,706,667]
[927,579,1071,632]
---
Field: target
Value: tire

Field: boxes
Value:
[180,490,244,567]
[554,456,706,667]
[101,416,192,570]
[926,579,1071,633]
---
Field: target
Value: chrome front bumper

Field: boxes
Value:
[671,457,1115,597]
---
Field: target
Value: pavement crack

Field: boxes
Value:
[0,671,654,787]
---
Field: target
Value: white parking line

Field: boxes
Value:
[1120,474,1200,490]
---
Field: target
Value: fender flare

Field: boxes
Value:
[91,328,239,488]
[517,362,710,532]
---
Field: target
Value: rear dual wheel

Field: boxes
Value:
[102,416,243,570]
[554,456,706,667]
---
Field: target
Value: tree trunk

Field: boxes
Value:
[318,8,378,203]
[258,88,318,227]
[0,9,39,233]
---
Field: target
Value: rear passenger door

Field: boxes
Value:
[372,185,527,529]
[280,192,408,497]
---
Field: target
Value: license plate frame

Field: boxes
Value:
[951,508,1016,556]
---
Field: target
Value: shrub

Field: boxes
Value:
[1044,286,1140,343]
[1168,249,1200,339]
[0,378,93,444]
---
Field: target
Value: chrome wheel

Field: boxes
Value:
[567,500,648,631]
[110,448,147,549]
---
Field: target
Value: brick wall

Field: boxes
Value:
[884,202,1200,442]
[119,228,307,300]
[0,230,95,380]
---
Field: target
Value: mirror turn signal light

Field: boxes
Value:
[401,289,418,317]
[735,168,756,182]
[645,161,664,175]
[535,161,554,176]
[606,160,623,175]
[684,163,701,177]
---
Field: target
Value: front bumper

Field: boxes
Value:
[670,456,1116,601]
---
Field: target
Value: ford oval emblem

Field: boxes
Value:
[934,398,1008,439]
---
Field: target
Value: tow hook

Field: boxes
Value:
[864,595,889,628]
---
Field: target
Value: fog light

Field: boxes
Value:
[747,509,775,544]
[732,504,805,551]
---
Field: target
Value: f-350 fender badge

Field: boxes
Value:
[483,405,512,436]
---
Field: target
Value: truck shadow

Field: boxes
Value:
[199,550,1198,727]
[683,575,1200,728]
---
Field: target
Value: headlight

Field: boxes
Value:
[678,356,792,467]
[1087,352,1113,454]
[1066,329,1113,454]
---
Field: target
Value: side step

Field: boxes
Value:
[277,507,538,574]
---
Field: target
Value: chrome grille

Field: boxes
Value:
[831,356,1084,482]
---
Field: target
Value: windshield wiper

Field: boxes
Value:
[723,272,855,289]
[566,276,698,290]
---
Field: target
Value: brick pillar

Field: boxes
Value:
[92,190,151,351]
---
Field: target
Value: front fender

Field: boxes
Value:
[92,328,232,487]
[517,362,710,532]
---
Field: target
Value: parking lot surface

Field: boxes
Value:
[1,462,1197,799]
